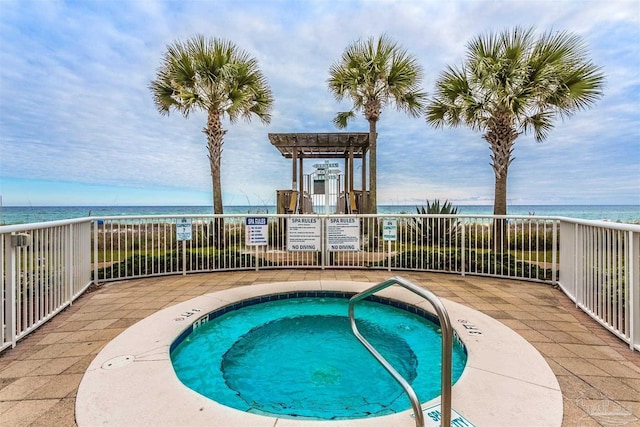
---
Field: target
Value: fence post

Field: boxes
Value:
[67,225,74,303]
[321,217,326,270]
[629,230,639,351]
[255,244,259,272]
[4,234,16,348]
[552,220,558,285]
[574,223,581,307]
[461,220,466,276]
[93,221,98,284]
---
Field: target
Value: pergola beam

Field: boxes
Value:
[268,133,370,158]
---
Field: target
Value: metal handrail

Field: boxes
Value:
[348,276,453,427]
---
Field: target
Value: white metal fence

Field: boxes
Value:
[1,219,92,352]
[1,214,638,352]
[558,219,640,351]
[92,215,558,282]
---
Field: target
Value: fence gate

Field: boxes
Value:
[307,161,344,214]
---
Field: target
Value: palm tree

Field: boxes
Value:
[328,34,427,214]
[426,27,604,248]
[149,34,273,216]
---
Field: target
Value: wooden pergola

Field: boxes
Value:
[268,132,371,213]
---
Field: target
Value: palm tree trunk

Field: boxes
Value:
[211,163,223,214]
[205,113,225,215]
[492,168,508,253]
[486,118,516,253]
[493,167,508,216]
[368,119,377,215]
[365,119,380,251]
[205,111,227,248]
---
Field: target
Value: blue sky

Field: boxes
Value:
[1,0,638,208]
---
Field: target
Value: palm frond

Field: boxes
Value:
[427,26,604,140]
[521,110,555,142]
[149,34,273,125]
[333,111,355,129]
[328,33,426,124]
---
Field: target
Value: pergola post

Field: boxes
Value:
[292,147,297,191]
[362,149,367,191]
[344,152,349,194]
[299,156,304,197]
[348,147,355,194]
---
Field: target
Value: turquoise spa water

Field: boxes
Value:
[170,297,467,420]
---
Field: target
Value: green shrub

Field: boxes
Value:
[507,223,555,251]
[409,200,460,246]
[95,249,265,279]
[379,249,553,280]
[382,249,462,271]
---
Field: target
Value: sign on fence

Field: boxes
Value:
[287,217,321,251]
[245,217,268,246]
[327,217,360,251]
[382,218,397,241]
[176,218,193,241]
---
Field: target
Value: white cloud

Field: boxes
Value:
[1,0,638,207]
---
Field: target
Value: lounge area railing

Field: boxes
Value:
[1,214,638,352]
[558,219,640,351]
[1,219,92,352]
[91,214,559,281]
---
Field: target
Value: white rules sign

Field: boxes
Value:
[287,217,321,251]
[245,217,268,246]
[327,217,360,251]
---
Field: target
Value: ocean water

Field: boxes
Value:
[1,205,638,225]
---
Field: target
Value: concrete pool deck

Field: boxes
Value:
[0,270,639,426]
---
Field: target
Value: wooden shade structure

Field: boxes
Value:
[268,132,370,202]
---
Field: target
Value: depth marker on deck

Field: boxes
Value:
[412,403,475,427]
